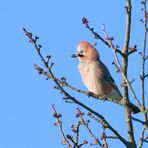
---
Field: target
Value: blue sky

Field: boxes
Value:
[0,0,147,147]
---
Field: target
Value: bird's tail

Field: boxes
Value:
[128,102,140,114]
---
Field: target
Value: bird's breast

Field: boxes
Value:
[78,60,122,100]
[78,61,104,96]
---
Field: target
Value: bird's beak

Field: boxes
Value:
[71,53,78,58]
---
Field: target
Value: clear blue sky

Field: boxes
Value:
[0,0,147,147]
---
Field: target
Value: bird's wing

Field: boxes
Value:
[99,61,122,95]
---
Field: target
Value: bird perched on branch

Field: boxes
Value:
[72,41,140,114]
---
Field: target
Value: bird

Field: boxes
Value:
[72,41,140,114]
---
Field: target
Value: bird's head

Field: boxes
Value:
[71,41,99,62]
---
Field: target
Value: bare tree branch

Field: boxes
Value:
[76,108,103,147]
[101,24,141,109]
[122,0,136,146]
[23,29,128,145]
[106,136,118,139]
[138,128,146,148]
[23,28,128,146]
[34,64,126,107]
[52,105,72,148]
[127,45,137,55]
[82,18,125,57]
[101,125,108,148]
[140,0,148,131]
[113,51,141,108]
[144,73,148,78]
[82,18,109,46]
[75,123,81,146]
[131,116,148,125]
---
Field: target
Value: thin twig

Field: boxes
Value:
[102,1,137,146]
[127,48,137,55]
[106,136,118,139]
[113,50,141,108]
[75,122,81,146]
[78,140,88,148]
[77,109,103,147]
[66,135,76,146]
[140,0,148,131]
[131,116,147,125]
[101,24,141,109]
[138,128,146,148]
[143,135,148,143]
[52,105,72,148]
[82,18,125,57]
[144,73,148,78]
[101,125,108,148]
[87,112,104,125]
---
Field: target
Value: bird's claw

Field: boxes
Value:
[87,91,95,97]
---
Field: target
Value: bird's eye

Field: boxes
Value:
[79,50,83,53]
[76,49,84,57]
[76,49,83,54]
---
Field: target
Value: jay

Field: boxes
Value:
[72,41,140,114]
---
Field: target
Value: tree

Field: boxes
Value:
[23,0,147,147]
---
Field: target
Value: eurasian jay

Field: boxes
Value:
[72,41,140,114]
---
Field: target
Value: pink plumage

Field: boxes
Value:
[72,41,140,114]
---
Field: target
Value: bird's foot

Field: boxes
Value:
[87,91,95,97]
[99,95,108,101]
[104,97,108,101]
